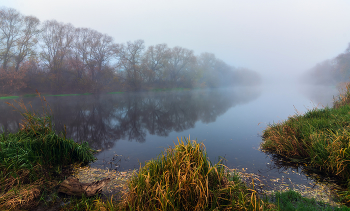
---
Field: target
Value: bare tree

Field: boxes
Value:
[40,20,75,90]
[13,15,40,71]
[196,53,221,87]
[142,44,170,84]
[70,27,91,82]
[165,46,196,87]
[116,40,145,91]
[0,8,22,70]
[88,30,114,81]
[70,28,115,91]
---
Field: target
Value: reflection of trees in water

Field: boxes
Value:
[0,88,261,150]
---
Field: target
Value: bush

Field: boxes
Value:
[0,93,96,210]
[122,137,266,210]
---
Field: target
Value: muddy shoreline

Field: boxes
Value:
[72,165,341,207]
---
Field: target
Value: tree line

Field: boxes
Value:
[0,7,261,95]
[303,44,350,85]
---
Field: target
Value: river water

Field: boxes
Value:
[0,84,340,196]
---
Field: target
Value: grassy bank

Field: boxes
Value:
[0,88,192,100]
[261,83,350,204]
[2,94,348,210]
[0,92,96,100]
[0,95,96,210]
[70,138,349,211]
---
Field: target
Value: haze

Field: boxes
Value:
[2,0,350,83]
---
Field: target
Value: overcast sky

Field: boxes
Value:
[2,0,350,83]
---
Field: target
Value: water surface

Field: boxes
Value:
[0,85,339,191]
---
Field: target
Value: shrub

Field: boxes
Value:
[122,137,265,210]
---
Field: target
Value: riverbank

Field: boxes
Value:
[0,92,114,100]
[2,131,348,211]
[1,94,349,210]
[261,82,350,205]
[0,96,96,210]
[72,164,344,206]
[47,139,350,210]
[0,87,192,100]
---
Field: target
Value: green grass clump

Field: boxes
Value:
[261,103,350,181]
[261,83,350,204]
[0,95,19,100]
[0,124,95,172]
[270,190,350,211]
[261,105,350,177]
[122,137,268,211]
[0,93,96,210]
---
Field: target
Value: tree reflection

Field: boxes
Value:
[0,88,261,150]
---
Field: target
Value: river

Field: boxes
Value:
[0,84,340,197]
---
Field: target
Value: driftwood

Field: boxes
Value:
[58,176,111,197]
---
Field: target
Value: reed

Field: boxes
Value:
[121,137,268,210]
[334,82,350,109]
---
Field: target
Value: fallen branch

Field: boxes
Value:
[58,176,111,197]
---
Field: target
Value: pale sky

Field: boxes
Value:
[2,0,350,83]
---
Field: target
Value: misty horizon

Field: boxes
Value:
[2,0,350,83]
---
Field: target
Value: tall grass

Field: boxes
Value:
[122,137,268,210]
[261,82,350,204]
[0,92,96,210]
[334,82,350,109]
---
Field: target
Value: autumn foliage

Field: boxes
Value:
[0,7,261,96]
[0,68,27,95]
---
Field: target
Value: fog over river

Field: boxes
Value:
[0,85,339,190]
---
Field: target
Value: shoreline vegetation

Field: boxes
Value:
[1,94,350,210]
[0,93,96,210]
[0,87,194,100]
[261,82,350,207]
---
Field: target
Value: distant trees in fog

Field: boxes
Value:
[303,44,350,85]
[0,7,261,95]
